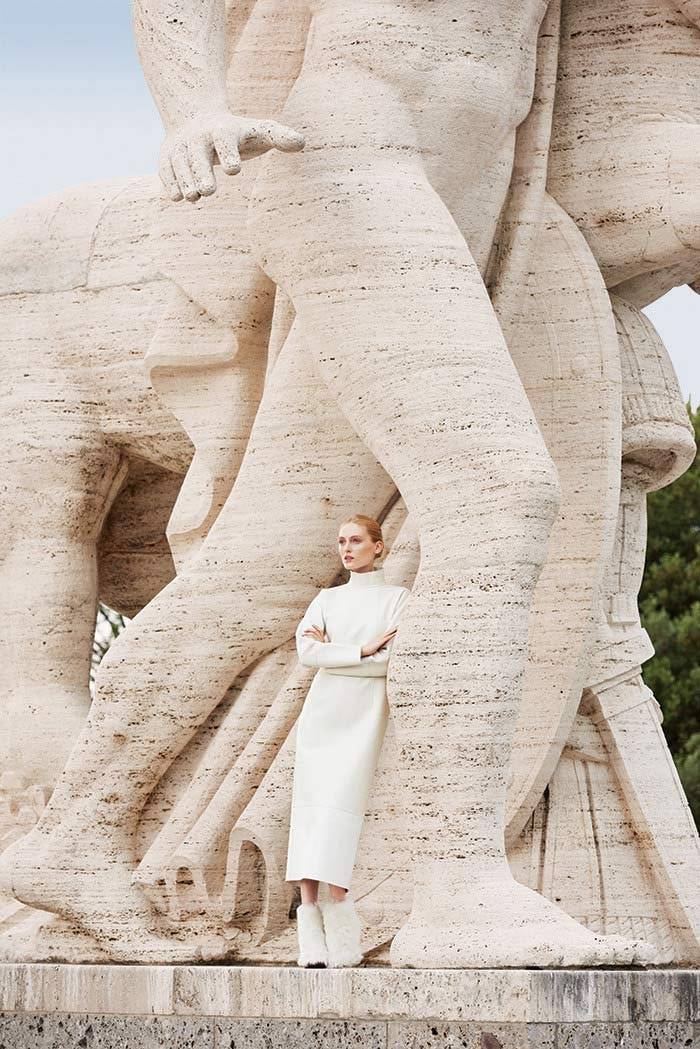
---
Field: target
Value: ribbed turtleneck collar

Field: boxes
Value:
[347,567,386,587]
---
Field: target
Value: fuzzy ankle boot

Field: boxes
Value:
[296,902,328,967]
[319,895,364,967]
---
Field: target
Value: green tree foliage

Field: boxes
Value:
[639,401,700,825]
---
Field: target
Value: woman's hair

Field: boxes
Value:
[340,514,385,558]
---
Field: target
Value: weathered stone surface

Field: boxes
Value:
[0,1013,214,1048]
[1,1015,697,1049]
[1,966,697,1023]
[0,0,697,980]
[388,1021,699,1049]
[215,1018,386,1049]
[0,1014,696,1049]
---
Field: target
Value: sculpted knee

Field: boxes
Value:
[519,447,562,525]
[479,447,562,551]
[468,440,562,523]
[415,442,561,560]
[478,448,561,567]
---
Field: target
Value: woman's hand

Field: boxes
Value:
[303,625,328,643]
[361,629,397,658]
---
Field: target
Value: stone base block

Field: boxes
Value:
[0,965,697,1047]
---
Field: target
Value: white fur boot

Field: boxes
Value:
[296,902,329,967]
[319,895,364,967]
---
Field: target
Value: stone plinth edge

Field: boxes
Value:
[0,965,697,1022]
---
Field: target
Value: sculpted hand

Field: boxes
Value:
[159,104,305,203]
[361,629,397,658]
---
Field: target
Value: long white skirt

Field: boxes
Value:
[285,667,390,889]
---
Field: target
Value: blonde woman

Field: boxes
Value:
[287,514,410,967]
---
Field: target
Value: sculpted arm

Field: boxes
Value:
[132,0,247,127]
[132,0,304,202]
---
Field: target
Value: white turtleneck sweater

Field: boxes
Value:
[295,567,411,676]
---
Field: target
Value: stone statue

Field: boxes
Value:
[0,0,697,975]
[0,176,184,799]
[139,0,658,969]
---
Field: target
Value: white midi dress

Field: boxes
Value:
[285,567,411,889]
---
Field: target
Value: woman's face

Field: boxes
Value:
[337,522,382,572]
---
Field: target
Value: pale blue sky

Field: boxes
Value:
[2,2,698,410]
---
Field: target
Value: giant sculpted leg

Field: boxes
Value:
[247,148,657,967]
[0,320,396,960]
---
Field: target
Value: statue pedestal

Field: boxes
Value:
[0,965,697,1047]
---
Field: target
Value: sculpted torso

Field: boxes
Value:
[299,0,542,136]
[258,0,546,270]
[224,0,309,119]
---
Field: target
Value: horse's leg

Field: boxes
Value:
[0,320,396,958]
[0,288,127,796]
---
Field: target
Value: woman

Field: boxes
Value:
[287,514,411,967]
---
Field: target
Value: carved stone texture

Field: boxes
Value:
[549,0,700,306]
[0,0,697,974]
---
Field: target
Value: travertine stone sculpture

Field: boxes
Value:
[0,0,698,973]
[548,0,700,306]
[0,177,185,791]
